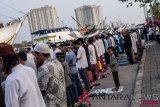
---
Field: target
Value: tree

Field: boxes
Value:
[147,0,160,19]
[151,0,160,19]
[119,0,153,3]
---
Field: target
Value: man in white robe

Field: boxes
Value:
[130,30,138,54]
[0,43,46,107]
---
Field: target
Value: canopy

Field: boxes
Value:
[69,31,83,39]
[47,31,75,42]
[0,21,22,44]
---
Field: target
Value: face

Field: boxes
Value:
[75,44,79,49]
[65,47,71,52]
[63,47,67,52]
[95,35,98,40]
[93,37,96,42]
[58,57,64,62]
[108,49,113,56]
[122,31,127,36]
[34,52,45,66]
[52,47,56,51]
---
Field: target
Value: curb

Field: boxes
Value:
[130,49,147,107]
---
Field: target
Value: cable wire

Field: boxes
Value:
[0,13,16,19]
[0,1,26,15]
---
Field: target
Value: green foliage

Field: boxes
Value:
[119,0,153,3]
[152,0,160,19]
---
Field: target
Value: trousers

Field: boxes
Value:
[112,71,120,87]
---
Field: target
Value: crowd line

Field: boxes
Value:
[0,25,159,107]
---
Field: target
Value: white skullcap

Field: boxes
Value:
[34,43,50,54]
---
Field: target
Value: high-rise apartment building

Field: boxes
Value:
[28,5,60,33]
[75,5,103,29]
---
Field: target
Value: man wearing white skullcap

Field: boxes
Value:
[34,43,67,107]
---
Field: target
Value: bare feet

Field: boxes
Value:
[112,87,119,91]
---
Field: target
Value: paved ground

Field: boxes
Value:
[141,43,160,107]
[90,63,139,107]
[130,42,160,107]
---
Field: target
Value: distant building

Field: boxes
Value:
[28,5,60,33]
[75,5,104,29]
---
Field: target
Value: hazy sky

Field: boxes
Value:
[0,0,145,43]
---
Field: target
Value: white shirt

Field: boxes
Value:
[130,32,138,53]
[27,52,36,65]
[99,39,105,55]
[88,44,97,65]
[77,46,88,69]
[93,41,101,57]
[148,27,154,35]
[50,48,61,60]
[110,36,116,47]
[156,26,160,35]
[5,64,46,107]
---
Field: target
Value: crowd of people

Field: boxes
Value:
[0,28,145,107]
[143,25,160,42]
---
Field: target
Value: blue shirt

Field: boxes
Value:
[65,50,78,74]
[103,39,109,52]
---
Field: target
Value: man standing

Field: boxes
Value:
[122,29,134,64]
[143,26,148,42]
[34,43,67,107]
[26,48,36,65]
[17,51,37,75]
[88,37,98,83]
[130,29,138,60]
[73,40,90,90]
[64,44,83,96]
[50,43,61,60]
[101,35,110,65]
[0,43,46,107]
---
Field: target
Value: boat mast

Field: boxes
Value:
[71,16,84,29]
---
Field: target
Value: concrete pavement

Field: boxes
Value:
[90,62,139,107]
[131,42,160,107]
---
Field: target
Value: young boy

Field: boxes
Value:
[108,47,120,91]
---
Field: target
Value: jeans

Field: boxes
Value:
[79,68,90,90]
[70,73,83,96]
